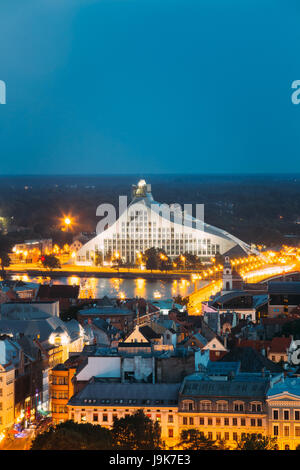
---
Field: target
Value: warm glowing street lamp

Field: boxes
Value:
[180,255,186,270]
[60,214,74,232]
[119,291,126,300]
[64,217,72,231]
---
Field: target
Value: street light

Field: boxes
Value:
[60,215,75,233]
[180,255,186,270]
[64,217,72,231]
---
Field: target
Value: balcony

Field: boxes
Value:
[179,405,265,415]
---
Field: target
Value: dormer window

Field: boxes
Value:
[200,400,212,411]
[234,401,244,412]
[251,402,262,413]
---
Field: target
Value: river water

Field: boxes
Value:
[12,274,195,300]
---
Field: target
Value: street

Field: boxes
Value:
[0,429,35,451]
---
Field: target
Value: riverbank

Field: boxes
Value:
[6,264,196,281]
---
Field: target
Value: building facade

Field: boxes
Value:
[0,338,17,434]
[267,378,300,450]
[76,180,251,265]
[67,380,180,448]
[50,358,79,425]
[268,282,300,317]
[177,369,280,449]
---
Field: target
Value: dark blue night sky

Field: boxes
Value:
[0,0,300,175]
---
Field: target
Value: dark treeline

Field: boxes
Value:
[0,174,300,246]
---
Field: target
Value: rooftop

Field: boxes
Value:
[181,373,274,398]
[268,282,300,295]
[37,284,80,300]
[267,377,300,398]
[68,381,181,407]
[78,345,192,359]
[211,290,254,307]
[205,361,241,376]
[78,306,133,316]
[139,325,161,340]
[220,347,283,373]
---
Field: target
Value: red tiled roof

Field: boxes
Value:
[238,339,271,352]
[269,336,292,353]
[125,298,159,314]
[38,284,80,300]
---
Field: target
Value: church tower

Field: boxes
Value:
[222,256,233,294]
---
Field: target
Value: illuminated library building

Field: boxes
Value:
[76,180,251,265]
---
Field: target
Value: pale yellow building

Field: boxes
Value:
[0,337,21,436]
[177,370,282,449]
[50,358,79,425]
[0,366,15,435]
[267,377,300,450]
[67,381,180,448]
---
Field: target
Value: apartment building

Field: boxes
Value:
[50,356,81,425]
[0,336,19,434]
[267,377,300,450]
[67,381,180,448]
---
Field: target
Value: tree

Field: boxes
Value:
[41,254,61,270]
[112,256,123,269]
[60,305,81,322]
[280,319,300,339]
[174,253,203,271]
[158,251,170,271]
[144,247,159,271]
[111,409,162,450]
[178,429,218,450]
[104,249,112,263]
[173,295,189,306]
[236,433,278,450]
[94,249,103,267]
[214,253,225,265]
[30,421,113,450]
[0,235,12,279]
[143,248,172,272]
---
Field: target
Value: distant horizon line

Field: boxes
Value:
[0,173,299,178]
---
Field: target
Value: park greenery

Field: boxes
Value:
[30,413,278,451]
[31,411,161,450]
[236,433,278,450]
[1,175,300,248]
[142,248,204,272]
[41,254,61,270]
[178,429,221,450]
[0,234,12,278]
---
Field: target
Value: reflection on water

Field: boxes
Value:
[12,274,194,300]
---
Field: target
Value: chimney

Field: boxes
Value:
[228,371,235,381]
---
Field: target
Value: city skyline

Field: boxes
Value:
[0,0,300,175]
[1,0,300,454]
